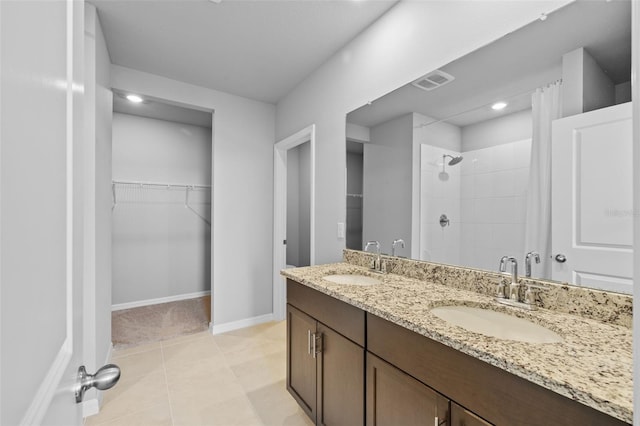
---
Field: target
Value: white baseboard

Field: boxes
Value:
[112,290,211,311]
[210,313,274,335]
[82,341,114,418]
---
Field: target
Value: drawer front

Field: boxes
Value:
[367,313,628,426]
[287,279,365,346]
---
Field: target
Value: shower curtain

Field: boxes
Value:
[524,81,562,279]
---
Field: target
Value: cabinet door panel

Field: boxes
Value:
[367,353,448,426]
[287,304,317,421]
[317,323,364,426]
[451,402,493,426]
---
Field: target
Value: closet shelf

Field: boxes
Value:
[111,180,211,226]
[347,193,363,198]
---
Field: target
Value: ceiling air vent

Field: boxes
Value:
[411,70,455,92]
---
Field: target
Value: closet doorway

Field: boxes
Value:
[110,93,213,347]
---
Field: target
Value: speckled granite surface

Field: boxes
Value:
[344,249,633,327]
[281,261,632,424]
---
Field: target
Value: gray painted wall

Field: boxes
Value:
[286,143,311,267]
[461,109,532,151]
[275,1,567,264]
[110,65,276,329]
[364,113,413,256]
[111,112,212,305]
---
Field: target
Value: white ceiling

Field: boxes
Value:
[347,0,632,129]
[92,0,398,104]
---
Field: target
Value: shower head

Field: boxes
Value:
[443,154,463,166]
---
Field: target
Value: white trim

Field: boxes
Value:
[20,343,72,425]
[273,124,316,322]
[209,313,274,335]
[82,342,113,418]
[111,291,211,311]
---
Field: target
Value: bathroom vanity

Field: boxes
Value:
[282,255,632,426]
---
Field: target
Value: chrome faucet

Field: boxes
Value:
[497,255,542,310]
[364,241,384,273]
[498,256,518,300]
[391,239,405,257]
[525,251,541,277]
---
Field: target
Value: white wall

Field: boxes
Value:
[83,4,113,412]
[110,65,275,328]
[111,113,212,305]
[275,0,570,264]
[461,109,532,151]
[364,114,413,256]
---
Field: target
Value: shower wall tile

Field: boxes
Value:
[459,139,531,271]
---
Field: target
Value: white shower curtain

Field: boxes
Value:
[524,81,562,279]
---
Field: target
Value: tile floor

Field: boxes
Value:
[85,321,314,426]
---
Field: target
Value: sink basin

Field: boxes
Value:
[323,274,382,286]
[430,306,563,344]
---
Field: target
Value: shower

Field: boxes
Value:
[443,154,463,166]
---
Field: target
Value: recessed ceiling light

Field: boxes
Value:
[492,102,507,111]
[126,94,143,103]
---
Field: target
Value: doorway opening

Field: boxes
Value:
[273,125,316,320]
[110,92,214,347]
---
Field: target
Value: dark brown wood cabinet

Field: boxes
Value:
[287,280,365,425]
[287,305,318,419]
[286,278,628,426]
[451,403,492,426]
[367,353,449,426]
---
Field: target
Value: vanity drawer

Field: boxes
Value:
[287,279,365,346]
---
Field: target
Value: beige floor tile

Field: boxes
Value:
[221,321,285,342]
[230,351,287,393]
[88,370,170,424]
[171,393,263,426]
[166,358,243,401]
[112,341,163,359]
[216,334,285,366]
[111,348,164,380]
[85,402,172,426]
[162,335,223,367]
[245,380,314,426]
[161,330,213,347]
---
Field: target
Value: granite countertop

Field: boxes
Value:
[281,262,632,424]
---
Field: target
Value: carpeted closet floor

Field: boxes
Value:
[111,296,211,348]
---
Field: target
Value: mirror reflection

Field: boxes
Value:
[346,0,633,294]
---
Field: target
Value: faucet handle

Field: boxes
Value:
[524,284,548,305]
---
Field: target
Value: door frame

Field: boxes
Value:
[273,125,316,321]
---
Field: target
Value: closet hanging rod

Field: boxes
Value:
[112,180,211,189]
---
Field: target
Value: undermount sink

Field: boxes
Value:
[430,305,563,344]
[323,274,382,286]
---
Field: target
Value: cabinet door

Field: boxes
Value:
[287,304,317,421]
[317,323,365,426]
[451,402,493,426]
[367,353,449,426]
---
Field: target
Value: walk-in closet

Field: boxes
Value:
[110,95,213,347]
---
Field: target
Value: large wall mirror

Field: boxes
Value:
[345,0,633,294]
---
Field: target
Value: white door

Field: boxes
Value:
[551,103,633,293]
[1,1,86,424]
